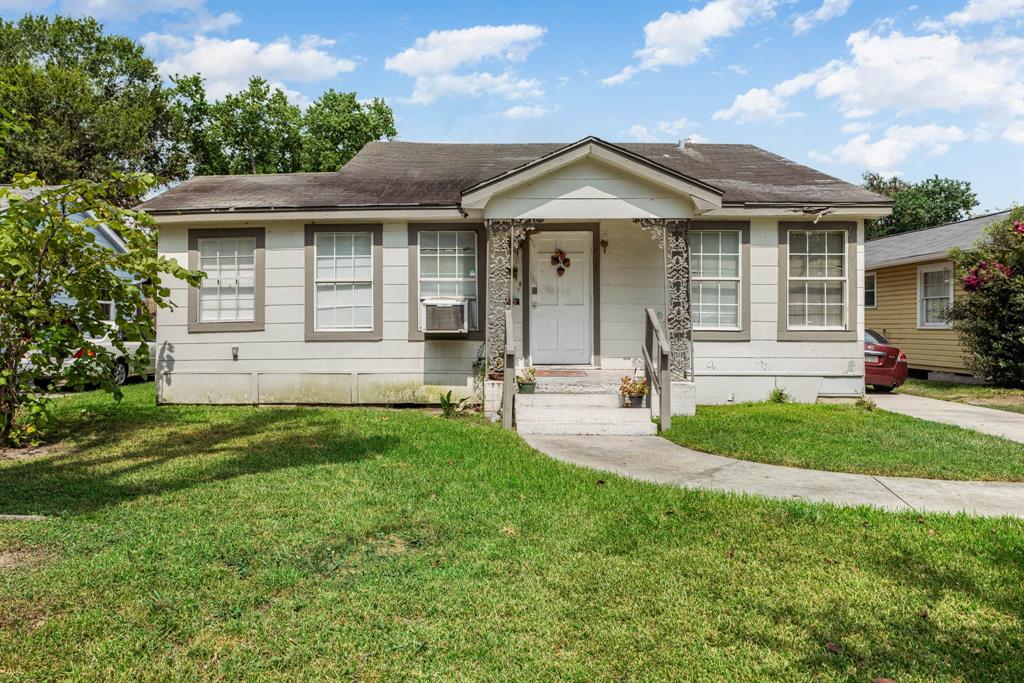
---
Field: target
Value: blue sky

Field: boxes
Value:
[4,0,1023,210]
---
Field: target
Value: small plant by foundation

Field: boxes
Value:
[768,387,792,404]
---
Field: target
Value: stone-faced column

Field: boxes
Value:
[484,219,543,378]
[635,218,693,380]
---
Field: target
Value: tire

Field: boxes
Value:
[871,384,895,393]
[112,360,129,386]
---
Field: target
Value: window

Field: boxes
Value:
[197,237,256,322]
[787,230,848,329]
[187,228,264,333]
[691,230,741,329]
[918,264,953,328]
[864,272,877,308]
[417,230,479,330]
[314,231,373,331]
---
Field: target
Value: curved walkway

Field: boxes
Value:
[522,434,1024,518]
[872,393,1024,443]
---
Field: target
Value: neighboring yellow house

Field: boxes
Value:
[864,210,1010,378]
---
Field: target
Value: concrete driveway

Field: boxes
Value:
[873,393,1024,443]
[523,434,1024,518]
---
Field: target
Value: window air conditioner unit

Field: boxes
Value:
[422,297,469,334]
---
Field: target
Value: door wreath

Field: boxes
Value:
[550,248,571,277]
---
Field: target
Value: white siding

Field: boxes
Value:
[485,157,695,220]
[157,220,481,404]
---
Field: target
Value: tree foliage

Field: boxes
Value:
[863,172,979,240]
[946,207,1024,388]
[0,173,202,444]
[0,15,187,198]
[171,75,397,175]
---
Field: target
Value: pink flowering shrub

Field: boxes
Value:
[947,206,1024,387]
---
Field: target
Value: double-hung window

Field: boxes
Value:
[314,231,374,331]
[417,230,479,330]
[918,264,953,328]
[864,272,877,308]
[787,230,848,329]
[198,237,256,322]
[691,230,741,329]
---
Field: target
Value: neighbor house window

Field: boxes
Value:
[864,272,877,308]
[918,263,953,328]
[187,228,265,333]
[691,230,741,329]
[314,231,374,331]
[197,236,256,322]
[417,230,479,330]
[787,229,848,329]
[304,224,382,341]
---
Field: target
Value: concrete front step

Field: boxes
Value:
[516,405,653,423]
[516,421,657,436]
[534,382,619,394]
[516,392,620,408]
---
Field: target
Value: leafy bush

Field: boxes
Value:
[855,397,877,412]
[439,391,470,419]
[768,387,791,404]
[947,207,1024,388]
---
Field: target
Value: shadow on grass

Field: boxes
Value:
[0,404,399,516]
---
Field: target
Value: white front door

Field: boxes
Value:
[529,231,592,365]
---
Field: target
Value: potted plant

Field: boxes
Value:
[516,367,537,394]
[619,375,647,408]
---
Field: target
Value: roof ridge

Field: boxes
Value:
[866,209,1012,243]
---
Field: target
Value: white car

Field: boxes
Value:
[23,327,155,386]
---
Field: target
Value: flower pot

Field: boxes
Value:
[625,395,644,408]
[518,382,536,394]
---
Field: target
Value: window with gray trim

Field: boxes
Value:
[198,236,256,322]
[787,230,848,329]
[416,230,479,330]
[690,230,741,329]
[314,231,374,331]
[864,272,877,308]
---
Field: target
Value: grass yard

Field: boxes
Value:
[896,378,1024,415]
[662,402,1024,481]
[1,385,1022,681]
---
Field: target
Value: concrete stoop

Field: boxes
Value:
[515,391,657,436]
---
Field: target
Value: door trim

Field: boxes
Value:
[522,224,601,366]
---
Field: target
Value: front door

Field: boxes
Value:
[529,231,592,365]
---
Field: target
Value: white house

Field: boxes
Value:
[138,137,891,432]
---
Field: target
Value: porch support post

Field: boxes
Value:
[484,218,544,379]
[635,218,693,380]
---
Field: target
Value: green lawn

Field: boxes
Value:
[662,402,1024,481]
[1,385,1022,681]
[896,378,1024,415]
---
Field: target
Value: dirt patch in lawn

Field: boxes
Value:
[0,547,48,570]
[971,395,1024,409]
[0,443,64,462]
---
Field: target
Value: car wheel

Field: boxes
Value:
[871,384,895,393]
[112,360,129,386]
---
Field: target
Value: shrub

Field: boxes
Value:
[947,207,1024,388]
[855,397,877,412]
[768,387,791,404]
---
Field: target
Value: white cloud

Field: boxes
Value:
[657,118,695,135]
[714,29,1024,141]
[919,0,1024,30]
[385,24,546,104]
[142,33,357,100]
[626,125,658,142]
[812,124,967,173]
[726,64,748,76]
[792,0,852,35]
[840,121,872,133]
[1005,121,1024,144]
[59,0,203,20]
[502,104,552,119]
[602,0,778,85]
[187,10,241,33]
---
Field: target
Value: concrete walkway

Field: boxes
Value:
[873,393,1024,443]
[523,434,1024,518]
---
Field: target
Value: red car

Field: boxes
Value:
[865,328,908,392]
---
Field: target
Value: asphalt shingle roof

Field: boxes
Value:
[137,139,891,214]
[865,210,1011,268]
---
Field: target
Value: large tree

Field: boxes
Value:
[863,172,979,240]
[171,76,396,175]
[0,15,187,197]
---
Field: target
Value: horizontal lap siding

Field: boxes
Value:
[157,220,482,403]
[865,261,970,373]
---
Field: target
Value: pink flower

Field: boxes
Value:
[1014,221,1024,235]
[995,263,1013,277]
[962,274,981,291]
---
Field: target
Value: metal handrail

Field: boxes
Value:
[642,308,672,431]
[502,308,515,429]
